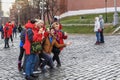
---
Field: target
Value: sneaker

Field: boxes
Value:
[25,76,34,80]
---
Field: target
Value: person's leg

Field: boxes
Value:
[10,35,13,46]
[4,38,7,48]
[15,32,17,38]
[53,52,61,66]
[18,47,25,71]
[25,54,34,80]
[100,29,104,43]
[6,38,9,48]
[39,53,54,72]
[95,32,100,45]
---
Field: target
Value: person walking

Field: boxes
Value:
[94,17,101,45]
[3,23,10,48]
[99,15,105,43]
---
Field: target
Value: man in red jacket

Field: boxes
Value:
[3,22,10,48]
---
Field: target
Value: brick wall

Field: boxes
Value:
[67,0,120,11]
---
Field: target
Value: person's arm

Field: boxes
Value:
[27,29,34,42]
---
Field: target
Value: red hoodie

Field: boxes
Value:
[4,23,10,38]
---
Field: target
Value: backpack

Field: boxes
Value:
[20,29,26,43]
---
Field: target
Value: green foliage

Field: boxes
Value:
[62,25,115,34]
[60,12,120,24]
[31,42,42,53]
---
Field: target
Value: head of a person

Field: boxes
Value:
[99,15,103,19]
[49,27,55,35]
[54,17,58,22]
[95,17,99,22]
[35,19,44,29]
[51,22,59,30]
[8,21,11,25]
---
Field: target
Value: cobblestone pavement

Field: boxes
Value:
[1,34,120,80]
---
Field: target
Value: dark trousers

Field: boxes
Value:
[53,51,61,65]
[4,38,9,48]
[39,53,54,70]
[100,29,104,43]
[18,47,25,61]
[10,35,13,42]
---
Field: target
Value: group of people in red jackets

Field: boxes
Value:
[17,18,71,80]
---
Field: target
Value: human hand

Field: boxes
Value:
[66,42,72,46]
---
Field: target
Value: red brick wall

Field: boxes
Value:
[67,0,120,11]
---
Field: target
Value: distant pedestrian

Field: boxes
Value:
[99,15,105,43]
[3,23,10,48]
[8,22,14,46]
[94,17,101,45]
[18,28,26,71]
[18,24,23,33]
[0,25,4,39]
[13,25,17,38]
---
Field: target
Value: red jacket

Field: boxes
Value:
[9,24,14,36]
[55,30,67,50]
[23,22,43,55]
[4,23,10,38]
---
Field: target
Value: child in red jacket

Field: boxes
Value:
[52,22,68,67]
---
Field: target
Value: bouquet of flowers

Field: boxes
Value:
[31,42,42,54]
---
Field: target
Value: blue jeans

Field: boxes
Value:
[25,53,37,76]
[39,53,54,70]
[100,29,104,42]
[96,32,100,42]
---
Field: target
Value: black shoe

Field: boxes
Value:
[100,41,104,43]
[56,64,61,67]
[30,74,39,78]
[25,76,34,80]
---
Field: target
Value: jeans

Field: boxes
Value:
[96,32,100,42]
[25,53,37,76]
[100,29,104,42]
[39,53,54,70]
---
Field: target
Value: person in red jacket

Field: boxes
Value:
[8,21,14,46]
[23,19,43,80]
[3,22,10,48]
[52,22,68,67]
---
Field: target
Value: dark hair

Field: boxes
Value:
[54,18,58,21]
[30,19,37,24]
[50,27,54,31]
